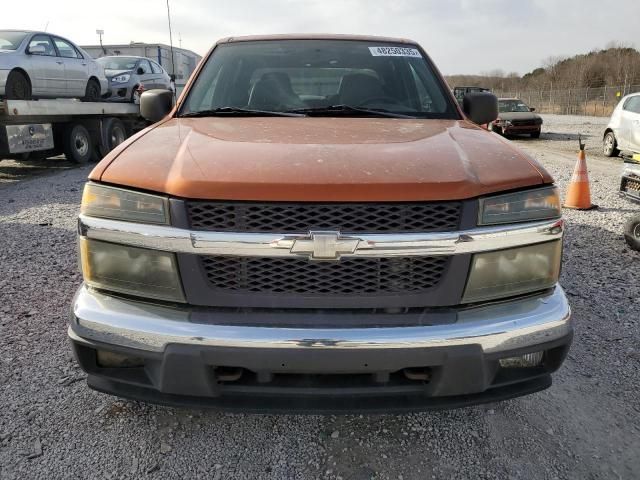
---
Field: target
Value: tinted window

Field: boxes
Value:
[498,99,531,113]
[53,37,81,59]
[182,40,458,118]
[150,61,163,74]
[623,96,640,114]
[138,59,152,74]
[28,34,55,56]
[0,31,28,50]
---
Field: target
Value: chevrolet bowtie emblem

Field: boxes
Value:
[286,232,361,260]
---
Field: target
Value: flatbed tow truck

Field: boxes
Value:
[0,99,148,164]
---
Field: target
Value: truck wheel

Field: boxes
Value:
[5,70,32,100]
[624,214,640,252]
[83,78,101,102]
[603,131,619,157]
[98,118,128,157]
[63,124,94,164]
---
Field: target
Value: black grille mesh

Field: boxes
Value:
[200,256,449,295]
[186,202,462,233]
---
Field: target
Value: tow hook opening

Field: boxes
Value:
[402,367,432,382]
[214,366,244,382]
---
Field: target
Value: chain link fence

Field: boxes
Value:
[492,84,640,116]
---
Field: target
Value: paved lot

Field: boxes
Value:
[0,115,639,479]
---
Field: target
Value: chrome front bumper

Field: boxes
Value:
[70,284,572,356]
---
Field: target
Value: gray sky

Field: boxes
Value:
[3,0,638,75]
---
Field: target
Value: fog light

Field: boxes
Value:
[499,351,544,368]
[96,350,144,368]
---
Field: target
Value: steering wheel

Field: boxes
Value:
[357,95,398,107]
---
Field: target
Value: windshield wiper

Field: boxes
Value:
[180,107,304,118]
[287,104,416,119]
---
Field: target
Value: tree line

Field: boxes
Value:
[446,43,640,93]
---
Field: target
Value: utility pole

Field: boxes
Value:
[166,0,177,100]
[96,29,106,56]
[166,0,176,77]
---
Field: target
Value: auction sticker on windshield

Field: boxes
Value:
[369,46,422,57]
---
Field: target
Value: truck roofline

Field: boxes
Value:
[215,33,417,45]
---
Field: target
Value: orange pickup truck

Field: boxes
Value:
[70,35,572,412]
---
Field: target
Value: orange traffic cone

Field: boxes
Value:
[564,138,597,210]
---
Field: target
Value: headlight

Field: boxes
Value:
[81,183,169,224]
[111,74,130,84]
[80,238,185,302]
[479,186,560,226]
[462,240,562,303]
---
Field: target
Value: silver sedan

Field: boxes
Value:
[0,30,108,101]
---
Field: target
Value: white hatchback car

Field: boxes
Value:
[0,30,108,101]
[604,92,640,157]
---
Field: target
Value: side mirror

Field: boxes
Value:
[463,92,498,125]
[28,45,46,55]
[137,67,145,75]
[170,74,176,82]
[140,89,173,123]
[529,107,536,112]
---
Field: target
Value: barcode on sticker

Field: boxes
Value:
[369,46,422,58]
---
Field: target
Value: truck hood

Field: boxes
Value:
[92,117,552,201]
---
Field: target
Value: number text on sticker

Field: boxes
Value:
[369,46,422,58]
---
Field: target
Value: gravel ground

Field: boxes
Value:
[0,114,639,480]
[0,155,77,186]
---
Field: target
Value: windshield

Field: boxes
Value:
[498,99,531,113]
[181,40,459,118]
[96,57,139,71]
[0,31,28,50]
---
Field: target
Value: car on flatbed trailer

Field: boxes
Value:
[69,34,572,413]
[0,98,149,163]
[0,30,108,101]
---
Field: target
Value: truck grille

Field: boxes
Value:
[186,201,462,233]
[200,256,450,295]
[621,176,640,199]
[511,119,541,126]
